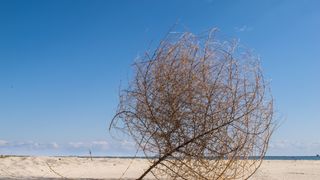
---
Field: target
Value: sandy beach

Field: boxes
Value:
[0,156,320,179]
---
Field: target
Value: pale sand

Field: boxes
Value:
[0,156,320,179]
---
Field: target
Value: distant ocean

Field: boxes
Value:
[263,156,320,160]
[73,155,320,160]
[4,155,320,160]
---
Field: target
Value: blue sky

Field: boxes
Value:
[0,0,319,156]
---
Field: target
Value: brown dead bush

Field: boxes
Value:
[110,30,274,179]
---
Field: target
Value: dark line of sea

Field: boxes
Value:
[2,155,320,160]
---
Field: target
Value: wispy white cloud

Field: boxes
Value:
[268,140,320,156]
[9,138,320,156]
[0,140,110,151]
[51,142,59,149]
[0,140,8,146]
[68,140,109,150]
[235,25,253,32]
[0,139,136,156]
[0,140,60,150]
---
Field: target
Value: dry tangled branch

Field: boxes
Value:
[110,30,274,179]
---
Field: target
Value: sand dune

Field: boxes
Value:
[0,156,320,179]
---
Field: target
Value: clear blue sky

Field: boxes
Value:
[0,0,319,156]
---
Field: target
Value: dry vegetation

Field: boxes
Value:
[111,30,274,179]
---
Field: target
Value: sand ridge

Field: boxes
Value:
[0,156,320,179]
